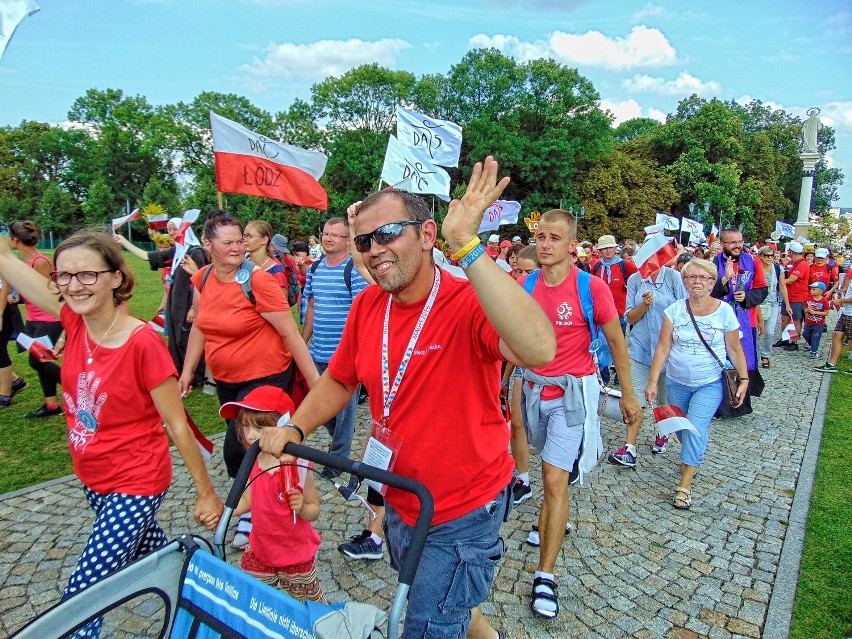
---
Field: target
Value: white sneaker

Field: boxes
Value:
[526,523,572,547]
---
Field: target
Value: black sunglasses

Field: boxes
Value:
[354,220,423,253]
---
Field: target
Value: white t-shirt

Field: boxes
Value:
[664,299,740,387]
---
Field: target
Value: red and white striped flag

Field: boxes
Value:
[148,313,165,335]
[111,208,140,230]
[210,112,328,210]
[146,213,169,231]
[635,233,678,278]
[781,323,798,342]
[185,410,214,461]
[16,333,57,362]
[653,404,699,437]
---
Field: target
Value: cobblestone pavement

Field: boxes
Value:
[0,340,832,639]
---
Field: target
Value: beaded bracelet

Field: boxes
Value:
[459,243,485,269]
[452,237,482,261]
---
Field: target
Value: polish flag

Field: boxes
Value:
[171,209,202,276]
[146,213,169,231]
[148,313,165,334]
[210,112,328,210]
[653,404,699,437]
[185,410,214,461]
[635,233,678,278]
[16,333,57,362]
[111,208,140,230]
[781,323,798,342]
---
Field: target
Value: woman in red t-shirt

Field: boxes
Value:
[0,230,222,633]
[9,220,63,418]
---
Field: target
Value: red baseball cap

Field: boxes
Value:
[499,239,513,248]
[219,386,295,421]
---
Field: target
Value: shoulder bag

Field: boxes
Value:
[685,300,740,407]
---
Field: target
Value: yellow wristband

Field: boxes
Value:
[452,237,481,261]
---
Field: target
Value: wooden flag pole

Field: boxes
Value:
[217,191,224,209]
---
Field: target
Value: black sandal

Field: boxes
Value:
[531,576,559,619]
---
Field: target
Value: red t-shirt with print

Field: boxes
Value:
[591,259,638,315]
[785,259,811,303]
[525,267,617,400]
[328,270,514,527]
[60,305,175,495]
[804,299,829,326]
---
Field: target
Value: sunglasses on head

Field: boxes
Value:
[353,220,423,253]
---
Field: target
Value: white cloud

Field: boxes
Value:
[600,99,668,126]
[469,25,678,70]
[241,38,411,81]
[631,4,667,24]
[735,95,786,112]
[820,101,852,134]
[622,71,721,97]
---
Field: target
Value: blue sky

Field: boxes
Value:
[2,0,851,205]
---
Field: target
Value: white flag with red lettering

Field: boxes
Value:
[210,112,328,210]
[477,200,521,233]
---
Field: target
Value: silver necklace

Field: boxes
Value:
[85,309,120,364]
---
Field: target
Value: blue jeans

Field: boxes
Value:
[665,378,723,468]
[314,360,359,461]
[802,325,826,354]
[383,483,511,639]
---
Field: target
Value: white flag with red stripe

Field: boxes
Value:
[210,112,328,210]
[111,208,140,230]
[635,233,678,278]
[653,404,699,437]
[184,409,214,460]
[171,209,202,275]
[146,213,169,231]
[148,313,165,334]
[781,323,798,342]
[16,333,57,362]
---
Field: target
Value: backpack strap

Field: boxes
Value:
[522,270,540,295]
[199,260,256,305]
[576,268,597,341]
[310,255,354,297]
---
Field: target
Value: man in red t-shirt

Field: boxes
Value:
[809,248,839,297]
[778,241,811,350]
[523,211,642,619]
[260,157,555,639]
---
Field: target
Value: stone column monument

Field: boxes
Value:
[795,108,822,239]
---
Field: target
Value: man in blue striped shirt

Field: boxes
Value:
[301,217,371,477]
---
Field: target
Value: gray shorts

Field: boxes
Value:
[536,397,584,472]
[787,301,805,321]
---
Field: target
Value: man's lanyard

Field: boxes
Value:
[381,266,441,428]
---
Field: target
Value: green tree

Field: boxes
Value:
[82,177,116,226]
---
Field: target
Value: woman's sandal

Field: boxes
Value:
[531,576,559,619]
[761,357,770,369]
[673,486,692,510]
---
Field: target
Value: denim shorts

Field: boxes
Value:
[383,483,511,639]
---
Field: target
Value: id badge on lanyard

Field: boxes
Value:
[362,267,441,495]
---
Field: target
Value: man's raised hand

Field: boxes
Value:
[442,156,510,254]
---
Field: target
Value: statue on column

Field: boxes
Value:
[802,108,821,153]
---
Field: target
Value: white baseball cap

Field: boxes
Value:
[787,241,804,254]
[488,234,499,243]
[814,248,829,258]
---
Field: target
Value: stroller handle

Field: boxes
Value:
[221,441,434,588]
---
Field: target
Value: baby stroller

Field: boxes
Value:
[11,441,434,639]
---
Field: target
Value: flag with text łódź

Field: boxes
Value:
[0,0,39,60]
[210,112,328,210]
[653,404,699,437]
[146,213,168,231]
[655,212,680,231]
[381,135,451,199]
[775,220,796,238]
[634,233,678,278]
[680,217,703,234]
[396,106,462,168]
[478,200,521,233]
[111,208,140,230]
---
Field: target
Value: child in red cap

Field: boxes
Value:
[219,386,325,602]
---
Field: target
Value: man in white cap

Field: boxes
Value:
[809,247,839,297]
[777,241,810,350]
[485,233,500,259]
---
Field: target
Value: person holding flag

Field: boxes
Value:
[0,229,223,638]
[710,229,767,418]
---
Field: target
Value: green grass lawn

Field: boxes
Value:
[0,252,223,494]
[790,355,852,639]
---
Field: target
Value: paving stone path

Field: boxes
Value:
[0,343,832,638]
